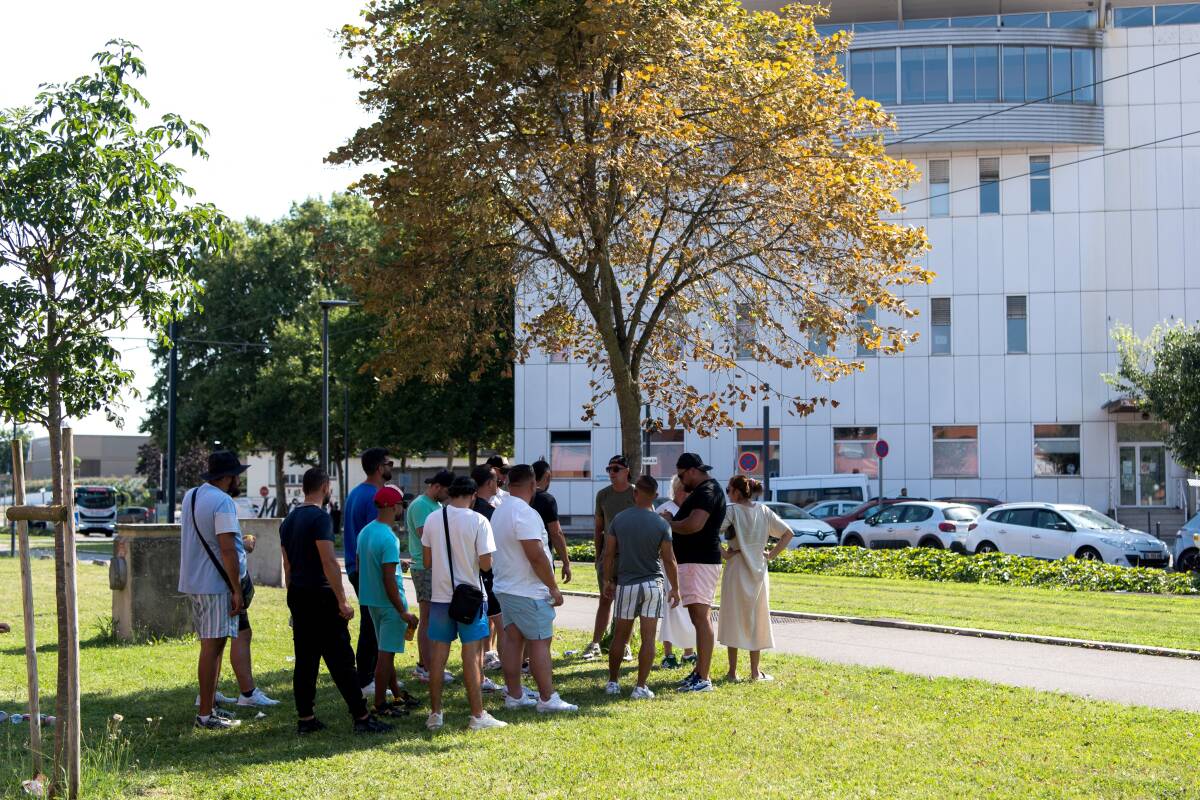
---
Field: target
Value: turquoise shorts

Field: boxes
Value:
[369,605,408,654]
[428,601,490,644]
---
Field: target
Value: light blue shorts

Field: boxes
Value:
[498,592,556,641]
[368,605,408,654]
[428,601,490,644]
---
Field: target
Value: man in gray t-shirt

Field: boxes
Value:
[601,474,681,697]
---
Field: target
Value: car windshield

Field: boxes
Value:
[76,489,115,509]
[768,503,813,521]
[1060,508,1124,531]
[943,506,979,522]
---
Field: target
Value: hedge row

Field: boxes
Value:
[566,543,1200,595]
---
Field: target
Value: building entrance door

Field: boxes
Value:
[1118,444,1167,507]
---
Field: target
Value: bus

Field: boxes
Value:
[767,473,870,509]
[74,485,118,536]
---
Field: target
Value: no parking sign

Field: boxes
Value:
[738,451,759,473]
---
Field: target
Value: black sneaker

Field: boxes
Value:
[676,671,700,691]
[195,714,240,730]
[297,718,326,735]
[396,690,421,709]
[682,653,698,666]
[211,707,236,721]
[353,715,392,735]
[373,702,409,718]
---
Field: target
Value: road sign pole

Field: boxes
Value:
[878,455,884,514]
[762,399,771,501]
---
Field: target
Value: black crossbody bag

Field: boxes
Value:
[191,489,254,608]
[442,506,485,624]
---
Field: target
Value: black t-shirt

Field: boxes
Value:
[472,497,495,520]
[672,478,726,564]
[531,490,559,526]
[280,504,335,589]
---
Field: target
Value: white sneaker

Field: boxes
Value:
[522,686,539,700]
[622,645,633,662]
[413,666,430,682]
[483,651,502,671]
[536,693,578,713]
[631,685,655,700]
[236,688,280,707]
[468,711,507,731]
[360,681,376,699]
[425,711,443,731]
[481,677,499,693]
[580,642,601,660]
[504,692,537,710]
[443,670,455,683]
[605,681,621,696]
[194,692,237,708]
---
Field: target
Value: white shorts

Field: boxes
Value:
[188,593,239,640]
[615,579,665,620]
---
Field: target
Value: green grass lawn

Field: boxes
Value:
[564,563,1200,651]
[2,559,1199,799]
[0,533,113,558]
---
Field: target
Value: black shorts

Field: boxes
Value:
[481,569,502,616]
[238,611,250,632]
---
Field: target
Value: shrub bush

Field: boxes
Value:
[568,543,1200,595]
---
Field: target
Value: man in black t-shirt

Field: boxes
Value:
[663,453,726,693]
[532,460,572,585]
[280,468,389,735]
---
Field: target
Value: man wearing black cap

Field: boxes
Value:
[180,451,251,729]
[406,469,454,683]
[663,452,727,693]
[582,455,636,661]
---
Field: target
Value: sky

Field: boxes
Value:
[3,0,374,438]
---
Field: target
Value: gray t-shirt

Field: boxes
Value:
[609,506,672,586]
[178,483,245,595]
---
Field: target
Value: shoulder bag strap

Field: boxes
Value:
[192,488,235,594]
[442,506,455,588]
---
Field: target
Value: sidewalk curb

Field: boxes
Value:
[560,589,1200,661]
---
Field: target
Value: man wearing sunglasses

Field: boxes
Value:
[581,455,636,661]
[344,447,395,697]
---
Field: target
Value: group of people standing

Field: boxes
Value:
[181,445,795,734]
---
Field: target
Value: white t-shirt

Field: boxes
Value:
[490,488,509,508]
[178,483,245,595]
[420,505,496,604]
[490,495,552,600]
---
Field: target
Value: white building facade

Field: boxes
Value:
[513,0,1200,520]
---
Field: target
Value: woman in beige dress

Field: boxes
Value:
[718,475,792,682]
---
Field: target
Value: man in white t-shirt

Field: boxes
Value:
[420,476,506,732]
[490,464,578,714]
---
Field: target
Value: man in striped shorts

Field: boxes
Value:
[601,474,681,699]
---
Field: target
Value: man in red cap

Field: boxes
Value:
[356,485,421,718]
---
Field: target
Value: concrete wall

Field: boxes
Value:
[110,524,190,641]
[242,517,284,588]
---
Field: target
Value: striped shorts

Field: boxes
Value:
[188,593,239,640]
[614,579,665,621]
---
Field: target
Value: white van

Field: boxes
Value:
[768,473,871,508]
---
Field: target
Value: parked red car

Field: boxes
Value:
[826,497,927,534]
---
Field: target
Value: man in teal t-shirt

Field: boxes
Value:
[358,486,419,716]
[404,470,452,682]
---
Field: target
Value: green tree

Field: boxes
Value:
[0,424,31,473]
[0,41,225,795]
[332,0,929,472]
[1107,322,1200,472]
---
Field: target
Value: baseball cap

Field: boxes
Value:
[607,454,629,468]
[374,486,405,507]
[676,452,712,472]
[485,455,510,474]
[424,469,455,486]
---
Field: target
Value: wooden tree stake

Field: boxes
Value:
[12,440,42,776]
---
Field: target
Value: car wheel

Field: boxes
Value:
[1075,546,1103,563]
[917,537,943,549]
[1177,548,1200,573]
[975,541,999,555]
[949,542,966,554]
[842,534,864,548]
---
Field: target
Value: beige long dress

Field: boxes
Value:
[717,502,790,651]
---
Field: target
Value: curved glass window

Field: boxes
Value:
[1155,4,1200,24]
[901,46,948,104]
[1002,12,1047,27]
[1114,6,1154,26]
[850,48,896,104]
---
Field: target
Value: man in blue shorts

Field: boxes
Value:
[420,476,506,731]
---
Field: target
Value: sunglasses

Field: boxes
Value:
[606,465,627,473]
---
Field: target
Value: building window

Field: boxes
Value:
[646,429,684,480]
[1029,156,1051,212]
[1072,48,1095,103]
[849,47,897,104]
[735,302,755,359]
[1049,10,1097,28]
[900,46,948,104]
[930,297,952,354]
[856,305,877,357]
[932,425,979,478]
[1156,4,1200,25]
[834,427,878,478]
[1114,6,1154,27]
[549,349,569,363]
[952,45,1000,103]
[928,159,950,216]
[808,333,829,356]
[1034,424,1081,476]
[979,158,1000,214]
[549,431,591,479]
[735,428,780,479]
[1006,295,1028,354]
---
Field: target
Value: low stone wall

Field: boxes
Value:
[111,524,190,641]
[242,517,284,588]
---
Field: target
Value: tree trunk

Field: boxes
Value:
[468,439,479,468]
[611,368,645,477]
[445,441,455,470]
[274,450,286,518]
[44,287,69,797]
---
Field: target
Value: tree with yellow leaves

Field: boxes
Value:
[331,0,930,472]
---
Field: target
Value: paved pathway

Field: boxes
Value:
[550,591,1200,713]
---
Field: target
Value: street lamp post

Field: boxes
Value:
[319,299,357,471]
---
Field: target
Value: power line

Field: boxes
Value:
[887,49,1200,146]
[906,127,1200,207]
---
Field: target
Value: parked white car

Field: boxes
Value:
[805,500,860,521]
[839,501,979,552]
[1168,513,1200,572]
[762,501,840,548]
[965,503,1171,567]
